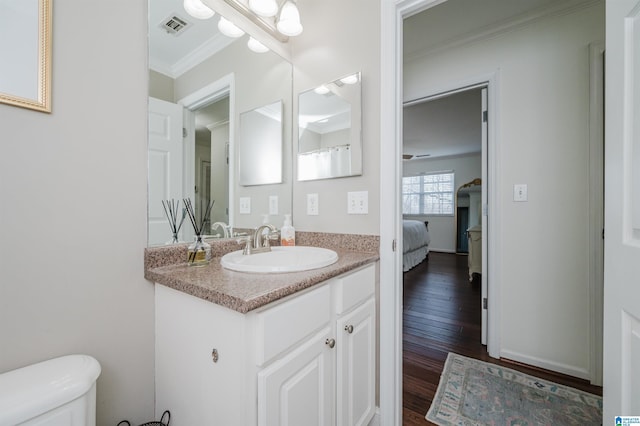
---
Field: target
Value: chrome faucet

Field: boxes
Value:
[211,222,230,238]
[254,224,278,250]
[237,224,278,255]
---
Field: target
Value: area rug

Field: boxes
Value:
[426,353,602,425]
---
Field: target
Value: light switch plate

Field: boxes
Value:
[239,197,251,214]
[514,184,528,202]
[348,191,368,214]
[307,193,319,215]
[269,195,278,215]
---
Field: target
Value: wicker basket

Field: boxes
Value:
[117,410,170,426]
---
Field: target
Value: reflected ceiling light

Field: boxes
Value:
[249,0,278,18]
[218,17,245,37]
[339,74,359,85]
[314,85,330,95]
[277,1,303,36]
[248,37,269,53]
[183,0,215,19]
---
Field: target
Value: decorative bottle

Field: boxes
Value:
[280,214,295,246]
[187,235,211,266]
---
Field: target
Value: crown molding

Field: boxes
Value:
[150,34,234,79]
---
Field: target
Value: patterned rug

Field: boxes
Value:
[426,353,602,425]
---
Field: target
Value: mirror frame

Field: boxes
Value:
[0,0,51,112]
[454,178,482,253]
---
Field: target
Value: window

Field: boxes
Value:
[402,171,455,216]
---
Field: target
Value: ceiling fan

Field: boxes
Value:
[402,154,431,160]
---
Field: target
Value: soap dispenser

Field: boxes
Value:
[281,214,295,246]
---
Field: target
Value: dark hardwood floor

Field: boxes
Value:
[402,252,602,425]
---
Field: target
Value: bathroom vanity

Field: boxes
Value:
[146,240,378,426]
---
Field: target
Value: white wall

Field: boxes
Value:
[403,154,482,252]
[292,0,380,235]
[0,1,154,424]
[404,2,604,378]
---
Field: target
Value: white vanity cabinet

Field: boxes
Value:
[154,263,376,426]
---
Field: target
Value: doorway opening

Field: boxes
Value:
[401,84,490,418]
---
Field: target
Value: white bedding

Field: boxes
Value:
[403,220,430,271]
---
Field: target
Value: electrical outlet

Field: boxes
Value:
[269,195,278,215]
[307,193,319,215]
[348,191,368,214]
[513,184,528,202]
[239,197,251,214]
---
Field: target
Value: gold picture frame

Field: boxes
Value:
[0,0,52,113]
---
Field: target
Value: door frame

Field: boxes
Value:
[178,74,235,228]
[380,1,502,424]
[403,81,496,349]
[588,41,605,386]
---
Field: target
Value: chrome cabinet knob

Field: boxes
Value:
[325,338,336,348]
[345,325,354,334]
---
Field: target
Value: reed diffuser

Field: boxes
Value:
[161,199,186,244]
[184,198,214,266]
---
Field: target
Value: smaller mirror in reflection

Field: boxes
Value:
[238,100,283,186]
[298,72,362,181]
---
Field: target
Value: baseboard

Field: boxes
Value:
[500,349,590,381]
[367,407,381,426]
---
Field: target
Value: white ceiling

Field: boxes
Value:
[403,89,482,160]
[149,0,236,78]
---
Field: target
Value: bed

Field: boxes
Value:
[403,220,430,272]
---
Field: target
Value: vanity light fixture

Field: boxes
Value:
[276,0,303,36]
[183,0,215,20]
[249,0,278,18]
[248,36,269,53]
[218,16,245,37]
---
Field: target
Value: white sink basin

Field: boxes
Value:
[220,246,338,273]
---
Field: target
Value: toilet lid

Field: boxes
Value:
[0,354,101,425]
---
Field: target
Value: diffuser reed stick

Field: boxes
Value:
[161,199,186,244]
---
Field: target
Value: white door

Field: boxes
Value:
[481,87,488,346]
[336,298,376,426]
[257,327,335,426]
[148,97,183,246]
[603,0,640,419]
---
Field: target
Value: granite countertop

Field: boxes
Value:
[144,232,380,314]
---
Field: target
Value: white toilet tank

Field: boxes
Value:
[0,354,101,426]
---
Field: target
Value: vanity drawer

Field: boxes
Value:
[254,284,331,366]
[334,264,375,315]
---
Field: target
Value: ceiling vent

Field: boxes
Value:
[160,15,190,36]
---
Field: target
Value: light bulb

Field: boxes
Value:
[314,85,330,95]
[248,37,269,53]
[340,74,359,85]
[277,1,303,36]
[249,0,278,17]
[183,0,215,20]
[218,17,244,38]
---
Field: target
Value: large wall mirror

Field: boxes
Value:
[297,72,362,181]
[147,0,292,246]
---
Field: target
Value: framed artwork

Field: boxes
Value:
[0,0,52,112]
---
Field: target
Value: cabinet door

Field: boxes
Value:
[336,298,376,426]
[257,327,335,426]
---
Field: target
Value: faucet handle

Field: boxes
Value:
[236,235,253,255]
